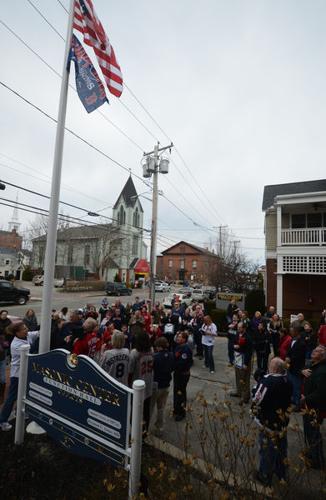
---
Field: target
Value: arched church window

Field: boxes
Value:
[119,205,125,225]
[133,207,140,227]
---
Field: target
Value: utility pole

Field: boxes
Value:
[213,225,228,258]
[142,142,173,309]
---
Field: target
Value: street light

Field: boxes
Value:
[142,142,173,308]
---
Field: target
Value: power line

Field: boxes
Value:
[0,198,147,244]
[0,154,112,206]
[56,0,68,14]
[1,12,224,232]
[0,18,145,154]
[27,0,65,41]
[0,79,218,236]
[0,79,151,187]
[0,178,150,233]
[50,1,224,223]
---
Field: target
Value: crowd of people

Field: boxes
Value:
[0,296,213,434]
[226,302,326,485]
[0,296,325,486]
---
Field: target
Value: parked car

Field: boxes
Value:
[105,282,132,296]
[33,275,44,286]
[191,289,208,302]
[33,275,64,288]
[163,293,193,308]
[155,281,171,292]
[0,280,30,305]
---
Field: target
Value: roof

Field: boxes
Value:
[161,240,218,258]
[0,229,21,236]
[106,257,119,269]
[32,224,113,242]
[113,176,144,212]
[262,179,326,211]
[134,259,150,273]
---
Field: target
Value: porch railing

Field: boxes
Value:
[281,228,326,245]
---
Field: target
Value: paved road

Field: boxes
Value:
[4,281,160,318]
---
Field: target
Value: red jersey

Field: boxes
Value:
[142,312,152,333]
[73,332,101,358]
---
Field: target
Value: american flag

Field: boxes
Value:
[73,0,123,97]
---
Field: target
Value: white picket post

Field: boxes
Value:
[14,344,30,445]
[129,379,145,499]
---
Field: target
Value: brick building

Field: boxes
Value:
[156,241,219,284]
[0,229,22,250]
[263,179,326,321]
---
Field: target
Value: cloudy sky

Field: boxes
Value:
[1,0,326,263]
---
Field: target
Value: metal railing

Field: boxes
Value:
[281,228,326,245]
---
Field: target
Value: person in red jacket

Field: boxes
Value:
[279,328,292,360]
[73,318,101,359]
[318,323,326,346]
[141,305,152,333]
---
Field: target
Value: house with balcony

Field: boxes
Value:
[263,179,326,320]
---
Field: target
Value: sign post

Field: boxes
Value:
[129,380,145,499]
[14,344,30,445]
[14,349,145,498]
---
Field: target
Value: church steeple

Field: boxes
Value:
[8,192,21,233]
[113,176,143,212]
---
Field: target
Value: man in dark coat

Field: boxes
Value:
[286,326,306,409]
[301,345,326,469]
[231,322,253,404]
[252,357,292,486]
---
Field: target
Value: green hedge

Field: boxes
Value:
[22,266,33,281]
[245,289,266,317]
[210,308,228,333]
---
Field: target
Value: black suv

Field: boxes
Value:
[0,280,30,305]
[105,282,132,296]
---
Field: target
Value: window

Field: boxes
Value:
[192,260,197,269]
[180,259,185,269]
[291,214,306,228]
[84,244,90,265]
[118,205,126,225]
[133,208,140,227]
[68,245,73,265]
[168,259,173,268]
[307,213,322,228]
[5,259,10,265]
[132,236,138,255]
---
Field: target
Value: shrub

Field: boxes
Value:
[245,289,266,317]
[22,266,33,281]
[205,300,216,316]
[210,308,228,332]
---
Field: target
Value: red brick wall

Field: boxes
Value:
[0,230,22,250]
[283,274,326,321]
[157,243,219,284]
[266,258,277,308]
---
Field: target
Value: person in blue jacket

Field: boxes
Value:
[173,330,193,421]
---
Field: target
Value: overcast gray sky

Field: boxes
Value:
[1,0,326,263]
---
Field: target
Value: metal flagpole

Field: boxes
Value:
[39,0,75,353]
